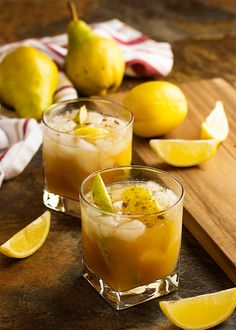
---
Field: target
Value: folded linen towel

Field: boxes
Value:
[0,117,42,186]
[0,19,173,77]
[53,72,78,102]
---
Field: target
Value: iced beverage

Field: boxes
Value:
[80,166,184,309]
[42,99,133,216]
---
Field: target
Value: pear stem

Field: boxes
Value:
[67,1,78,22]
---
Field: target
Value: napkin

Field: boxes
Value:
[53,72,78,102]
[0,19,173,78]
[0,117,42,186]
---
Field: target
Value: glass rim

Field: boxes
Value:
[80,165,185,219]
[42,97,134,137]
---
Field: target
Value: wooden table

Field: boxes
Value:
[1,1,236,329]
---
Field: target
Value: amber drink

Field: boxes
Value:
[80,166,184,309]
[42,99,133,216]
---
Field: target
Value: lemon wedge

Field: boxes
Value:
[149,139,218,167]
[0,211,51,258]
[74,105,88,125]
[75,127,109,136]
[201,101,229,142]
[159,288,236,330]
[121,185,160,215]
[92,174,113,212]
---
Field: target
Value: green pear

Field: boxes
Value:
[64,2,125,96]
[0,46,58,119]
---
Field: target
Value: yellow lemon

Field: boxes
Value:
[123,81,188,137]
[159,288,236,329]
[201,101,229,142]
[75,127,109,136]
[0,211,51,258]
[149,139,218,167]
[121,185,160,215]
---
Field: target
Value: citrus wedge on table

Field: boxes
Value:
[149,139,219,167]
[0,211,51,258]
[92,174,113,212]
[159,288,236,329]
[201,101,229,142]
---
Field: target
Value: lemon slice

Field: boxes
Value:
[149,139,218,167]
[74,105,88,124]
[0,211,51,258]
[159,288,236,330]
[121,185,160,215]
[92,174,113,212]
[201,101,229,142]
[75,127,109,136]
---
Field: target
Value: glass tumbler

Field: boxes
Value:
[42,98,133,216]
[80,165,184,310]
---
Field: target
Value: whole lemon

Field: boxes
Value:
[123,81,188,137]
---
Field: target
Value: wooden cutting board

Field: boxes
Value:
[111,78,236,284]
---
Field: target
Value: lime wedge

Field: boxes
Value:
[92,174,113,212]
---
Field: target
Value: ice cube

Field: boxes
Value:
[98,216,119,237]
[88,112,103,125]
[116,220,145,241]
[78,139,98,152]
[95,138,114,151]
[156,189,178,208]
[110,137,129,155]
[59,134,76,147]
[146,181,178,209]
[113,201,124,213]
[146,181,163,193]
[104,117,126,129]
[82,207,101,238]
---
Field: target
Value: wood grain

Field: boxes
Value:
[111,78,236,284]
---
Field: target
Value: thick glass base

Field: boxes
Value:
[82,260,179,310]
[43,190,81,218]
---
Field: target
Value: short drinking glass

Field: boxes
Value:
[42,98,133,216]
[80,165,184,309]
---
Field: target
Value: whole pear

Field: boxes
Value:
[0,46,58,119]
[65,3,125,96]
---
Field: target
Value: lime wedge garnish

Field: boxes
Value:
[92,174,113,212]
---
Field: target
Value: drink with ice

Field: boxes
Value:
[42,99,133,215]
[80,166,184,309]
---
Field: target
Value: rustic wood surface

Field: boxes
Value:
[1,0,236,329]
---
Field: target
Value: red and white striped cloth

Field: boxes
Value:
[0,117,42,186]
[0,19,173,77]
